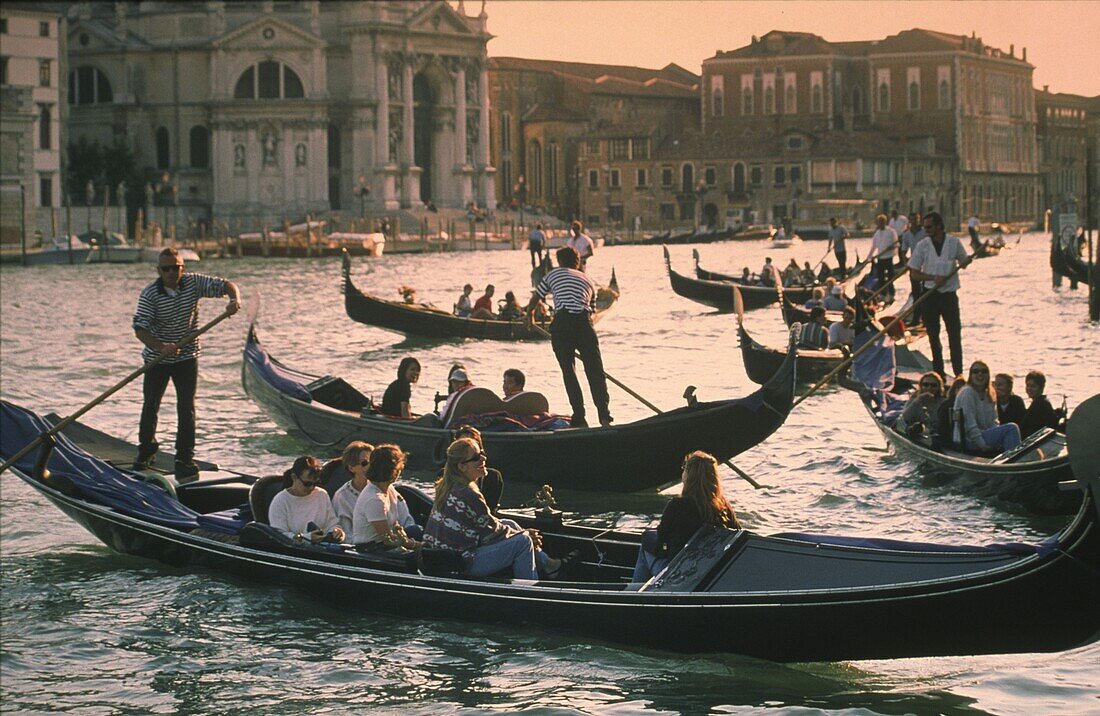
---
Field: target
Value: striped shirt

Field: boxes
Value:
[133,272,228,363]
[908,234,966,293]
[535,267,597,314]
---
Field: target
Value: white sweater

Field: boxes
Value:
[954,385,998,449]
[268,488,340,539]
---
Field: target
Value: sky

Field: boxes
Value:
[482,0,1100,96]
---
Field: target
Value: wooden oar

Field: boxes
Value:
[864,264,909,304]
[810,246,832,274]
[529,321,763,490]
[792,261,965,409]
[0,307,236,475]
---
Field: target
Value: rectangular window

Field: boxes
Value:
[876,68,891,112]
[661,167,673,187]
[938,66,952,109]
[789,165,801,185]
[608,204,624,222]
[1,56,8,85]
[587,214,601,227]
[609,139,630,160]
[39,60,50,87]
[636,168,648,188]
[711,75,724,117]
[907,67,921,110]
[914,165,925,185]
[774,166,786,187]
[631,137,650,159]
[810,71,824,114]
[763,72,776,115]
[741,74,754,115]
[588,169,599,190]
[783,72,797,113]
[0,19,7,33]
[750,165,762,186]
[586,140,600,155]
[704,167,716,186]
[660,203,675,220]
[500,113,511,152]
[39,175,52,207]
[680,202,695,220]
[609,168,621,188]
[40,21,50,37]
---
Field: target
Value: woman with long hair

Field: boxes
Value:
[351,443,422,548]
[379,357,420,418]
[954,360,1022,453]
[268,456,345,544]
[424,438,572,579]
[331,440,374,535]
[632,451,741,584]
[899,371,945,439]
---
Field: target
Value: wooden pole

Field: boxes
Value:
[283,218,292,257]
[19,187,27,266]
[66,193,74,265]
[102,187,110,262]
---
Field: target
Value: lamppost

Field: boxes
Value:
[85,179,94,232]
[693,179,709,231]
[513,174,526,231]
[355,174,371,223]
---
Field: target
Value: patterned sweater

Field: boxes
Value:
[423,483,510,561]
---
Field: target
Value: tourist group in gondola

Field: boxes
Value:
[2,207,1099,663]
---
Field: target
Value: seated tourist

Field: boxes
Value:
[632,451,742,583]
[759,258,776,286]
[501,368,527,402]
[993,373,1026,428]
[782,259,801,287]
[740,267,752,283]
[954,361,1022,454]
[379,357,420,418]
[455,284,474,317]
[332,441,374,536]
[1020,370,1062,437]
[801,261,817,285]
[471,284,496,319]
[424,438,572,579]
[823,283,848,311]
[897,372,945,440]
[498,290,524,321]
[803,287,825,310]
[451,425,504,514]
[935,376,968,448]
[438,366,473,425]
[352,444,423,548]
[797,307,829,350]
[827,307,857,349]
[268,456,345,543]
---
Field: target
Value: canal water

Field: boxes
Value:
[2,233,1097,713]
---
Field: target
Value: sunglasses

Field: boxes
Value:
[159,264,184,273]
[920,382,939,388]
[461,451,487,465]
[360,459,371,467]
[972,368,989,374]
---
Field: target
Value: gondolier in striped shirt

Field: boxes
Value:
[525,246,612,428]
[132,247,241,480]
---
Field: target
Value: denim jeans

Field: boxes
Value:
[982,424,1022,453]
[465,519,549,579]
[631,548,669,584]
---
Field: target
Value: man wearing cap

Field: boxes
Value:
[438,366,473,425]
[823,283,848,311]
[526,246,611,427]
[907,211,973,378]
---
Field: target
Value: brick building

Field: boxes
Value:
[1035,88,1097,227]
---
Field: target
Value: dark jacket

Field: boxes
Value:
[996,394,1026,428]
[1020,395,1061,438]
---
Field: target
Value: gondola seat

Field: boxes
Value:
[248,474,286,525]
[319,458,351,498]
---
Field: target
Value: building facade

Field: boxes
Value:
[1035,88,1096,226]
[62,0,495,229]
[0,4,65,245]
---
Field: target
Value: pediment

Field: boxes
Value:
[408,2,474,35]
[67,20,131,51]
[213,15,326,51]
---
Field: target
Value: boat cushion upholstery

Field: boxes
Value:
[249,474,286,525]
[319,458,351,498]
[245,341,312,402]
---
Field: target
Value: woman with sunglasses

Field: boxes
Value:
[331,441,374,536]
[632,451,742,584]
[268,456,345,544]
[352,444,422,548]
[424,438,570,579]
[954,361,1022,454]
[898,372,945,440]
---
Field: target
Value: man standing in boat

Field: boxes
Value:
[132,247,241,481]
[826,217,849,276]
[566,220,595,272]
[526,246,612,428]
[907,212,973,379]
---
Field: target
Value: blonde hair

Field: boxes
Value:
[681,451,741,529]
[433,437,479,510]
[341,440,373,467]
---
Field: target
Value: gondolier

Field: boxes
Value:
[526,246,612,427]
[826,217,849,276]
[133,247,241,480]
[907,212,972,379]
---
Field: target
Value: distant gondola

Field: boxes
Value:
[663,247,814,311]
[1051,233,1094,284]
[241,323,796,492]
[4,396,1099,662]
[343,251,618,341]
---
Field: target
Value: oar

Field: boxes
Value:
[0,307,236,475]
[792,261,964,409]
[529,321,764,490]
[810,246,831,275]
[864,264,910,305]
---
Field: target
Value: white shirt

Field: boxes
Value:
[828,322,856,348]
[908,234,967,293]
[331,480,362,536]
[268,488,340,539]
[352,481,415,544]
[566,233,594,269]
[967,215,980,229]
[889,216,909,236]
[871,227,898,258]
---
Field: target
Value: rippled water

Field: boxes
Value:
[2,234,1098,714]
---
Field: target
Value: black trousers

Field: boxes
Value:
[834,249,847,276]
[138,358,198,465]
[908,276,925,322]
[873,257,895,299]
[550,311,610,423]
[921,290,963,378]
[529,243,543,268]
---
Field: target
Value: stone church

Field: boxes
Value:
[65,0,495,227]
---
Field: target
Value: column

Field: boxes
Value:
[477,62,496,209]
[455,61,473,208]
[375,57,398,210]
[403,58,421,205]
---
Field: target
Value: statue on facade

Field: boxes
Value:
[145,182,155,207]
[295,143,307,167]
[233,144,245,168]
[388,61,403,101]
[465,70,478,104]
[388,109,403,163]
[260,129,279,167]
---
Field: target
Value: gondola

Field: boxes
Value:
[342,251,619,341]
[663,247,813,311]
[1051,233,1094,285]
[694,248,867,287]
[241,324,796,492]
[852,387,1083,515]
[4,397,1099,662]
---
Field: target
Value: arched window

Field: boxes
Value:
[811,85,823,114]
[681,163,694,194]
[852,86,862,113]
[500,112,512,153]
[742,87,753,115]
[938,80,951,109]
[763,86,775,115]
[234,61,305,99]
[784,84,796,114]
[547,142,558,198]
[527,140,542,197]
[39,106,51,149]
[878,82,890,112]
[155,127,170,169]
[908,81,921,110]
[189,126,209,168]
[68,66,112,105]
[732,163,745,193]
